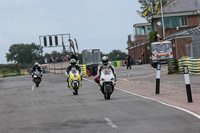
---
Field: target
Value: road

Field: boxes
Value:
[0,69,200,133]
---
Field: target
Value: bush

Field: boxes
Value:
[168,60,173,74]
[174,59,179,73]
[14,64,21,74]
[0,68,11,75]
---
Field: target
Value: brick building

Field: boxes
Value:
[127,23,152,64]
[127,0,200,63]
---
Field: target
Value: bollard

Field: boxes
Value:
[183,66,193,103]
[156,63,161,94]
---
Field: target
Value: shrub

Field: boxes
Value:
[0,68,11,75]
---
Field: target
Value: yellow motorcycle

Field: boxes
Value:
[68,68,82,95]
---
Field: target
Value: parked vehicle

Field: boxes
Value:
[99,68,116,100]
[32,70,42,87]
[68,68,82,95]
[150,41,173,68]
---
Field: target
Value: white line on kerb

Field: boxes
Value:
[83,78,200,120]
[104,118,117,128]
[115,87,200,120]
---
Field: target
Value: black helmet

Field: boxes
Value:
[70,59,77,66]
[102,56,108,65]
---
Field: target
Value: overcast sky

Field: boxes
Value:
[0,0,146,64]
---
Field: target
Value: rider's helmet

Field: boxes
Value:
[70,59,77,66]
[102,56,108,66]
[34,62,39,67]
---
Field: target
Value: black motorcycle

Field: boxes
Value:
[32,71,42,87]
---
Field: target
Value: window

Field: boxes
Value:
[137,26,146,35]
[164,18,170,28]
[147,26,152,34]
[163,17,180,28]
[171,17,179,28]
[180,16,188,27]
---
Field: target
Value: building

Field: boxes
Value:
[151,0,200,59]
[127,0,200,62]
[127,23,152,64]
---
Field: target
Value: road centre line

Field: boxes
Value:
[83,78,200,120]
[104,118,117,128]
[32,85,35,91]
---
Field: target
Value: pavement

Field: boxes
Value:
[89,64,200,115]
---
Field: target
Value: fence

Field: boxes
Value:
[49,62,69,74]
[49,62,88,77]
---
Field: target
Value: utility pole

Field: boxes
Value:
[160,0,165,39]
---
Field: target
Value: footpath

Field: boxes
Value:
[115,65,200,115]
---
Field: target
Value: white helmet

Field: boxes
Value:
[102,56,108,65]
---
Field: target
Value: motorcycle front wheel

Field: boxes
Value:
[73,83,78,95]
[104,84,111,100]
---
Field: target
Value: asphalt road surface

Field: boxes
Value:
[0,73,200,133]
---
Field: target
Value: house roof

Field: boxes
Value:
[133,23,151,27]
[165,30,191,40]
[163,0,200,13]
[188,26,200,35]
[165,26,200,40]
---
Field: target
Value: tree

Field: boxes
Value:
[14,63,21,74]
[107,50,126,61]
[149,31,158,52]
[0,68,11,75]
[137,0,169,19]
[6,43,44,64]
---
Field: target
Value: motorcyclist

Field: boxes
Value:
[97,56,116,80]
[31,62,42,77]
[70,53,78,61]
[65,59,82,86]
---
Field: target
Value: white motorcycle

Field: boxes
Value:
[67,68,82,95]
[99,68,116,100]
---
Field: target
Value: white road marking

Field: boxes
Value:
[115,87,200,120]
[83,78,200,120]
[32,85,35,91]
[104,118,117,128]
[84,78,200,119]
